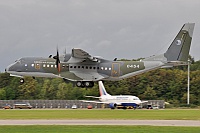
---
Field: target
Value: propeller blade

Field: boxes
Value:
[53,47,61,72]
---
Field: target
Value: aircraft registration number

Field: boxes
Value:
[127,64,140,68]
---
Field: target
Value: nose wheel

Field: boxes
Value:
[20,78,25,84]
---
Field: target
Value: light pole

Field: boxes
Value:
[187,59,190,105]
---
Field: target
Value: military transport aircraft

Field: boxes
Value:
[5,23,195,88]
[82,81,148,109]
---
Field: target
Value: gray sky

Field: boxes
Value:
[1,0,200,72]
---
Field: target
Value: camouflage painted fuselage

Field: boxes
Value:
[7,57,164,81]
[6,23,195,83]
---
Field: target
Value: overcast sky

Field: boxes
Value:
[0,0,200,72]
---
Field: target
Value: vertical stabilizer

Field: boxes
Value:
[98,81,109,96]
[164,23,195,62]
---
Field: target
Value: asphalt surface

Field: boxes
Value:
[0,120,200,126]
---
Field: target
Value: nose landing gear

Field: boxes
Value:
[20,78,24,84]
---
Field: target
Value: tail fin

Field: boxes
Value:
[98,81,109,96]
[164,23,195,62]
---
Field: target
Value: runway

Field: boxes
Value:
[0,120,200,126]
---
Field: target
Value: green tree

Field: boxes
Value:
[41,79,55,99]
[17,77,38,99]
[0,88,6,100]
[0,73,11,88]
[56,83,68,99]
[143,86,157,100]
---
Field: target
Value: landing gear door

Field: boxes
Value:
[112,63,120,77]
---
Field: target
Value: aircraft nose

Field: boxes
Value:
[5,65,11,72]
[6,63,16,72]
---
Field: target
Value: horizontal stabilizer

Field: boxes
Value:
[140,101,148,104]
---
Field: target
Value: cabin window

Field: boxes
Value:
[82,66,84,69]
[55,65,57,68]
[51,65,54,68]
[105,67,107,70]
[93,67,96,69]
[47,64,49,67]
[43,64,46,67]
[109,68,111,70]
[74,66,76,69]
[101,67,104,70]
[25,64,28,67]
[86,66,88,69]
[78,66,80,68]
[90,66,92,69]
[97,67,100,70]
[62,65,65,68]
[70,66,73,68]
[31,64,34,67]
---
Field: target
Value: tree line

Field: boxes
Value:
[0,59,200,107]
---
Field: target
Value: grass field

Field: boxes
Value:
[0,125,200,133]
[1,109,199,133]
[0,109,200,120]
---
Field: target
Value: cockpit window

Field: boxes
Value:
[15,58,25,64]
[15,59,20,63]
[133,97,139,100]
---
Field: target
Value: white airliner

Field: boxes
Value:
[83,81,147,109]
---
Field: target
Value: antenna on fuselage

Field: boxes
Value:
[64,47,67,55]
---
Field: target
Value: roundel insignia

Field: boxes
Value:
[176,40,181,45]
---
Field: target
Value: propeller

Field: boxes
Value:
[53,47,61,72]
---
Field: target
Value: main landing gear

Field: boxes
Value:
[76,81,94,88]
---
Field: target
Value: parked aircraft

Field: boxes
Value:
[5,23,195,87]
[82,81,147,109]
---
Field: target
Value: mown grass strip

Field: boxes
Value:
[0,125,200,133]
[0,109,200,120]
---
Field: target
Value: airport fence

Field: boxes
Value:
[0,100,165,109]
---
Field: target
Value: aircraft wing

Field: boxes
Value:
[72,71,108,81]
[117,101,148,105]
[69,48,100,63]
[80,100,112,104]
[85,96,101,99]
[81,100,143,106]
[72,48,91,59]
[80,100,100,103]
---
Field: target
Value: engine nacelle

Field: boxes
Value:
[109,103,117,109]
